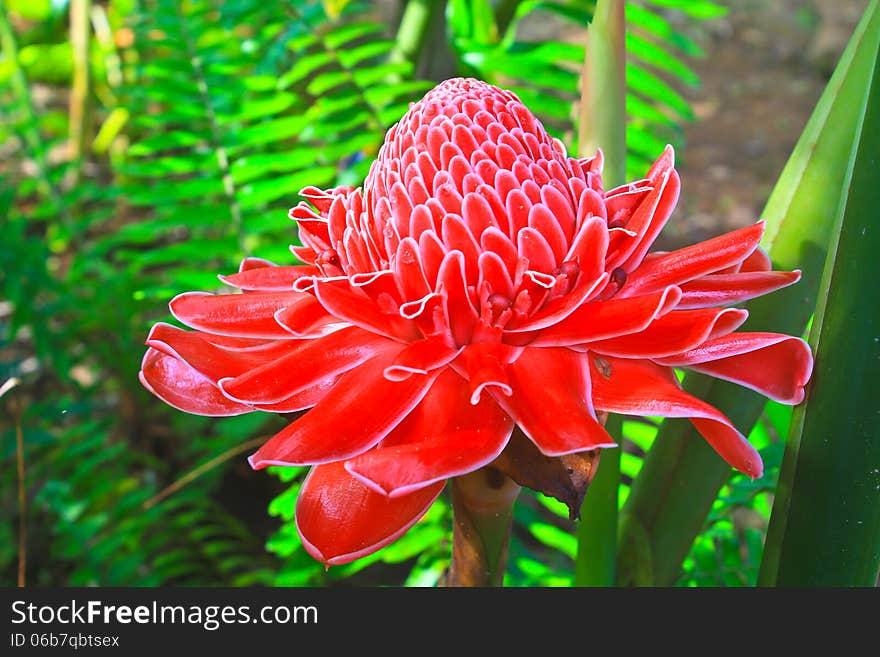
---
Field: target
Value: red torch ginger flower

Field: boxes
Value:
[140,78,813,566]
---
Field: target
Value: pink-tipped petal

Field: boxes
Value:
[274,294,346,338]
[345,369,514,496]
[219,265,318,291]
[588,308,748,358]
[139,348,251,416]
[248,347,439,468]
[219,327,391,404]
[146,322,296,382]
[170,291,309,338]
[590,356,763,477]
[295,462,444,566]
[383,337,462,381]
[455,341,517,403]
[677,270,801,309]
[313,277,419,341]
[529,286,681,346]
[656,333,814,404]
[621,221,766,296]
[510,217,609,332]
[499,347,616,456]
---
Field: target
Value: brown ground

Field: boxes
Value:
[664,0,868,249]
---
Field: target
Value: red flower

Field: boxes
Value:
[140,78,813,566]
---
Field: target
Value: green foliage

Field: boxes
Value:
[445,0,721,176]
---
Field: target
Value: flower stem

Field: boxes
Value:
[574,0,626,588]
[447,468,521,587]
[575,415,620,586]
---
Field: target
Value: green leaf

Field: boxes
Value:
[759,12,880,585]
[617,0,880,586]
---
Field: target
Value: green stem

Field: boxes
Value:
[578,0,626,185]
[389,0,435,69]
[575,415,621,586]
[69,0,92,184]
[447,468,520,587]
[573,0,626,587]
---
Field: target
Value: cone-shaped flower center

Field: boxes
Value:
[292,78,625,348]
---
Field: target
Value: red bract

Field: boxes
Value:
[140,78,813,566]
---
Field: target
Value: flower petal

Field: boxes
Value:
[677,270,801,309]
[621,221,765,296]
[218,265,317,291]
[529,286,681,346]
[609,146,681,270]
[499,347,616,456]
[296,462,444,566]
[590,356,762,477]
[219,327,391,404]
[588,308,748,358]
[313,277,419,341]
[655,332,814,404]
[383,337,462,381]
[170,291,308,338]
[509,216,609,331]
[274,294,346,338]
[345,369,514,496]
[248,346,439,468]
[139,348,251,416]
[146,322,296,382]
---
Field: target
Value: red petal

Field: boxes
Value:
[252,376,337,413]
[588,308,748,358]
[249,346,439,468]
[590,356,762,477]
[609,147,681,270]
[530,286,681,346]
[383,337,461,381]
[219,327,391,404]
[622,221,765,296]
[146,322,296,383]
[296,462,444,566]
[655,333,813,404]
[218,265,317,291]
[677,270,801,309]
[170,290,308,338]
[139,348,251,416]
[455,341,517,403]
[499,347,616,456]
[345,369,513,496]
[274,294,345,338]
[313,277,419,341]
[436,250,478,345]
[510,216,609,332]
[739,245,773,273]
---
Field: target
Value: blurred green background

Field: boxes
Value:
[0,0,865,587]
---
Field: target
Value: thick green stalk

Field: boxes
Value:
[616,0,880,586]
[574,0,625,587]
[759,34,880,586]
[448,469,520,587]
[389,0,435,69]
[578,0,626,186]
[575,415,621,586]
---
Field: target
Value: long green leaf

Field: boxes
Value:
[759,31,880,586]
[616,0,880,586]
